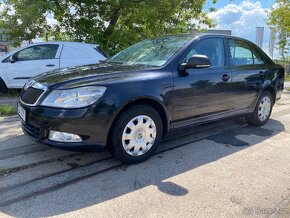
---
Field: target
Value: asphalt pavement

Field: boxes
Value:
[0,92,289,217]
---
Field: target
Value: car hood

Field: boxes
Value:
[34,63,159,89]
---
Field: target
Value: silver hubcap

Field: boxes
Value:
[122,115,157,156]
[258,96,271,121]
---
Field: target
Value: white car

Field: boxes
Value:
[0,42,107,91]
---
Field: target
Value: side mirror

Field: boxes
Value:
[179,55,211,71]
[9,54,17,63]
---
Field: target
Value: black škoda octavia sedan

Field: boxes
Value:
[18,34,284,164]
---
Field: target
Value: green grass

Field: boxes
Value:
[0,89,21,98]
[287,87,290,91]
[0,104,17,116]
[285,74,290,82]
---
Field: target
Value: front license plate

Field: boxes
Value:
[18,103,26,122]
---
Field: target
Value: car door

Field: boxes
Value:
[172,37,233,123]
[4,44,60,88]
[227,38,270,110]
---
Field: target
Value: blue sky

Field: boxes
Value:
[205,0,275,10]
[204,0,279,57]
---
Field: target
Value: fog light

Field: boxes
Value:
[48,130,83,143]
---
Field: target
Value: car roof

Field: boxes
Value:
[30,41,99,46]
[156,32,254,41]
[156,32,226,37]
[161,33,263,49]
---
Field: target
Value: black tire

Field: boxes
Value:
[0,78,8,93]
[247,91,273,126]
[110,105,163,164]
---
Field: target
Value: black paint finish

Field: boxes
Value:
[19,34,285,149]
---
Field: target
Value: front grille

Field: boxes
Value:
[21,87,45,105]
[22,122,41,139]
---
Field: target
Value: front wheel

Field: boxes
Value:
[247,91,273,126]
[110,105,163,164]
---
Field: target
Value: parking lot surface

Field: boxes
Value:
[0,92,290,217]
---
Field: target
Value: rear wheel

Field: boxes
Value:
[0,78,8,93]
[247,91,273,126]
[110,105,163,164]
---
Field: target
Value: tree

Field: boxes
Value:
[0,0,217,55]
[267,0,290,58]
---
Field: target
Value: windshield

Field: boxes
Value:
[107,35,194,67]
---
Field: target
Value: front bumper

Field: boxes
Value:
[19,101,113,150]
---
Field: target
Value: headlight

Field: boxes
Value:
[41,86,106,108]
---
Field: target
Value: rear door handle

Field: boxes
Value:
[46,64,55,67]
[221,74,230,82]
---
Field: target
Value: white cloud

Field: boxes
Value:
[46,13,57,26]
[208,0,280,57]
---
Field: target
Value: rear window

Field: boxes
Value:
[228,39,268,66]
[61,45,91,59]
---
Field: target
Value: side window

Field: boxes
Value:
[16,44,59,61]
[252,49,265,65]
[229,40,253,66]
[185,38,225,67]
[229,39,265,66]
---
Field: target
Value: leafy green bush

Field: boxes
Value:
[0,104,17,116]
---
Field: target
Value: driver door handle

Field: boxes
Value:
[221,74,230,82]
